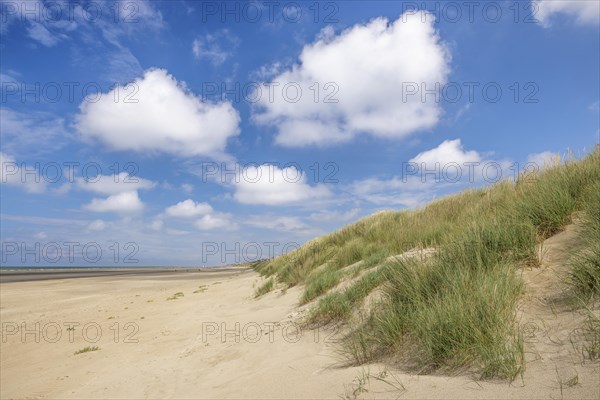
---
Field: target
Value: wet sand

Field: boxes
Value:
[0,267,248,283]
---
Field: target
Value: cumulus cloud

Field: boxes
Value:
[253,11,450,147]
[165,199,213,217]
[83,191,144,213]
[158,199,235,231]
[410,139,482,166]
[195,213,237,230]
[75,68,240,157]
[233,165,332,205]
[533,0,600,27]
[77,172,155,214]
[347,139,507,208]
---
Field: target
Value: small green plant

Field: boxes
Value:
[573,311,600,361]
[582,316,600,361]
[167,292,184,300]
[193,285,208,294]
[370,368,406,394]
[74,346,99,355]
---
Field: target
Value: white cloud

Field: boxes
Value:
[192,29,240,65]
[88,219,108,231]
[75,68,240,157]
[195,213,237,230]
[251,61,287,80]
[346,140,507,208]
[2,0,163,47]
[409,139,481,166]
[533,0,600,27]
[527,151,560,168]
[233,165,332,205]
[83,191,144,213]
[253,12,450,147]
[77,173,154,214]
[157,199,236,232]
[165,199,213,217]
[0,152,47,193]
[75,172,156,195]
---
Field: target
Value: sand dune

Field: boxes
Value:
[1,231,598,399]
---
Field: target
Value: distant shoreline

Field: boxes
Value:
[0,266,250,283]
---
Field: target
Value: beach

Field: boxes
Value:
[0,267,245,284]
[1,264,598,399]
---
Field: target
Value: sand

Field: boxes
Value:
[1,230,599,399]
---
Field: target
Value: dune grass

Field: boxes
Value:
[254,277,275,297]
[302,266,343,304]
[346,230,528,378]
[568,181,600,302]
[566,179,600,362]
[307,266,388,325]
[254,147,600,379]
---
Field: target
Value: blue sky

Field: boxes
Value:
[1,0,599,266]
